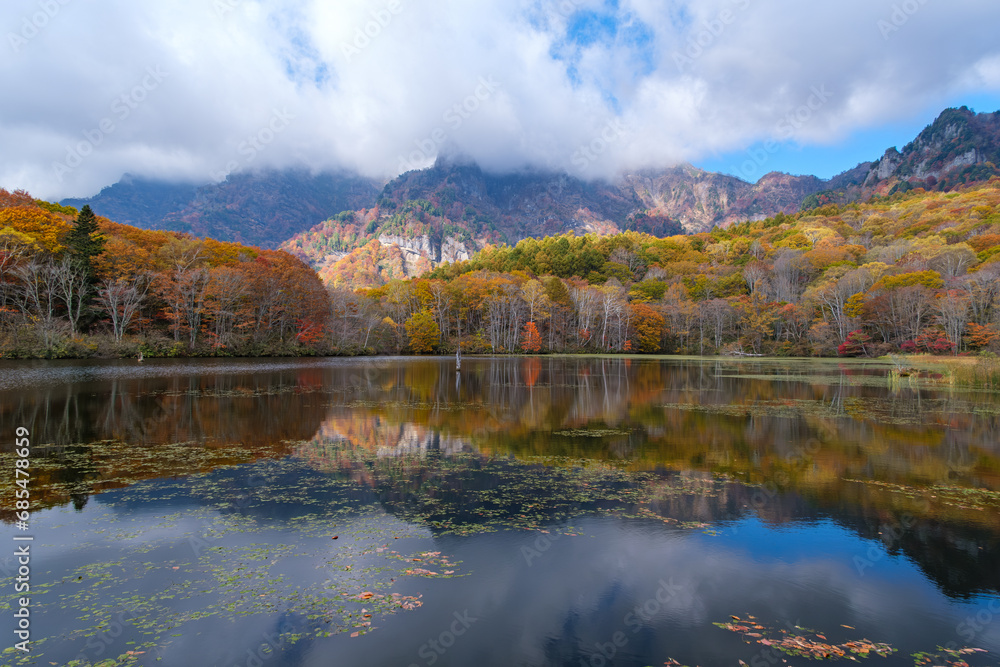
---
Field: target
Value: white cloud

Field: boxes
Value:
[1,0,999,199]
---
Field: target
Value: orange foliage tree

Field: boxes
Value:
[521,321,542,353]
[629,303,664,353]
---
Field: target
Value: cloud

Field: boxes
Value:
[1,0,999,199]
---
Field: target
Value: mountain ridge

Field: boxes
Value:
[61,107,1000,284]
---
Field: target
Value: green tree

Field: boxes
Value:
[629,280,668,303]
[405,309,440,354]
[65,205,106,283]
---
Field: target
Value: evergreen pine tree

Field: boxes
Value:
[65,205,106,283]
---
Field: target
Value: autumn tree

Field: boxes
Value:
[737,293,776,354]
[662,283,696,352]
[13,259,61,348]
[98,275,149,342]
[965,266,1000,325]
[429,280,453,343]
[204,266,248,349]
[838,330,873,357]
[965,322,1000,351]
[0,206,71,254]
[157,264,209,348]
[405,309,440,354]
[630,303,664,353]
[521,321,542,353]
[701,298,735,351]
[521,279,551,325]
[544,276,573,349]
[0,228,37,311]
[486,280,526,353]
[935,289,970,354]
[742,260,771,297]
[50,256,90,334]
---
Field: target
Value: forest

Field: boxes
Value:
[327,179,1000,358]
[4,179,1000,359]
[0,189,331,358]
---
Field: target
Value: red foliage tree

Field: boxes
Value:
[838,330,873,357]
[521,321,542,353]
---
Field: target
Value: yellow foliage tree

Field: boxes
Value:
[405,309,440,354]
[0,206,70,254]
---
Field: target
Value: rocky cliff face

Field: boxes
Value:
[620,166,828,230]
[375,234,476,275]
[862,107,1000,192]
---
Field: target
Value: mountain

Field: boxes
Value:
[61,175,200,229]
[63,170,382,249]
[281,162,860,287]
[63,107,1000,283]
[803,106,1000,209]
[619,166,832,230]
[871,107,1000,187]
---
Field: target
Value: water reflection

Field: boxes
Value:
[0,356,999,665]
[4,357,999,492]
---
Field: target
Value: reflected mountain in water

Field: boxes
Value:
[2,356,998,602]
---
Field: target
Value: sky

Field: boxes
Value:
[2,0,1000,201]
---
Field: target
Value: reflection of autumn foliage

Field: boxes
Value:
[3,355,999,598]
[522,357,541,387]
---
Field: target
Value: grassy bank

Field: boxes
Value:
[903,354,1000,390]
[0,330,333,360]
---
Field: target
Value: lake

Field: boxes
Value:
[1,356,999,667]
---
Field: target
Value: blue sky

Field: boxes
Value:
[2,0,1000,198]
[698,92,1000,181]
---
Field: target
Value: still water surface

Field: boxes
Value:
[1,356,999,666]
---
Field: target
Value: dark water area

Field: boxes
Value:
[1,356,999,666]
